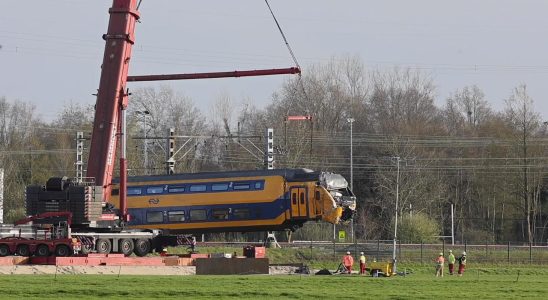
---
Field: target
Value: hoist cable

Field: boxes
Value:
[264,0,311,119]
[264,0,301,70]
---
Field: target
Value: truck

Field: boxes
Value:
[3,0,302,257]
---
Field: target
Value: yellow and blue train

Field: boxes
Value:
[110,169,356,234]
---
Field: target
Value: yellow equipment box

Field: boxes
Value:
[368,261,394,277]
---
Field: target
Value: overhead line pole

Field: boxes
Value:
[393,156,400,274]
[347,118,355,243]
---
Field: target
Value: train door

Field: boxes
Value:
[290,187,308,218]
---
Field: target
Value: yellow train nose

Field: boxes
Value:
[323,207,343,224]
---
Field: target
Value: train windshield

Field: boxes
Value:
[319,173,348,190]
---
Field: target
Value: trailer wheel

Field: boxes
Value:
[96,238,112,254]
[133,239,151,257]
[119,239,134,256]
[36,244,50,257]
[55,244,70,257]
[0,244,10,257]
[80,244,92,255]
[16,245,30,257]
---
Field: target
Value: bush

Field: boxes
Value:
[4,207,26,223]
[395,213,440,243]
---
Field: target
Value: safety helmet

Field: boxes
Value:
[360,252,364,255]
[449,250,452,253]
[462,251,466,255]
[162,248,167,252]
[439,252,443,256]
[346,251,351,254]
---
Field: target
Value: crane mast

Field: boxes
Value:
[86,0,139,209]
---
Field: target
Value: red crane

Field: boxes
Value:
[86,0,300,222]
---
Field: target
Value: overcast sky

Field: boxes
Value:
[1,0,548,122]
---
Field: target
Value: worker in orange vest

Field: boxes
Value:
[343,251,354,274]
[435,252,445,277]
[71,238,81,255]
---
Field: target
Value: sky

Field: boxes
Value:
[1,0,548,122]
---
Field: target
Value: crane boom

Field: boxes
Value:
[127,68,301,82]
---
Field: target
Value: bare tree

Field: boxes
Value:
[0,97,41,222]
[369,68,442,135]
[447,85,491,131]
[504,84,541,243]
[128,86,206,174]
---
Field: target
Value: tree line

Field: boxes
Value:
[1,56,547,244]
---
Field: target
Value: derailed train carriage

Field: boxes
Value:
[109,168,356,234]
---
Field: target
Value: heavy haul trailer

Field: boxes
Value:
[21,0,303,257]
[0,212,74,257]
[0,210,160,257]
[24,178,168,256]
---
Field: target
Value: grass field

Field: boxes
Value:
[1,266,547,299]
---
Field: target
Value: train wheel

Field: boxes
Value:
[55,244,70,257]
[96,239,112,254]
[119,239,134,256]
[36,244,50,257]
[16,245,30,257]
[0,244,10,257]
[133,239,151,257]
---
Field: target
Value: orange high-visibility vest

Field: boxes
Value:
[343,255,354,266]
[436,256,445,265]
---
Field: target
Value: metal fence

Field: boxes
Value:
[200,240,548,265]
[292,241,548,265]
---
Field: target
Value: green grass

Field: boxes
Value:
[0,267,547,299]
[4,246,539,299]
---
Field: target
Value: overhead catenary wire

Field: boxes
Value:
[5,29,548,73]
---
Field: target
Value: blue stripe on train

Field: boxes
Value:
[127,195,288,226]
[113,168,319,183]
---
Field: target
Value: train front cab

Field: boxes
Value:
[285,175,353,227]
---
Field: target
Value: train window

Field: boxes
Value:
[211,183,229,191]
[315,190,321,200]
[147,186,164,194]
[190,209,207,221]
[232,208,250,219]
[168,211,185,222]
[189,185,207,192]
[211,208,229,220]
[233,183,250,190]
[168,185,185,193]
[111,189,119,196]
[127,187,142,195]
[146,211,163,223]
[292,192,297,205]
[300,192,305,204]
[254,182,263,190]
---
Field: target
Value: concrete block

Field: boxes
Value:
[196,258,269,275]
